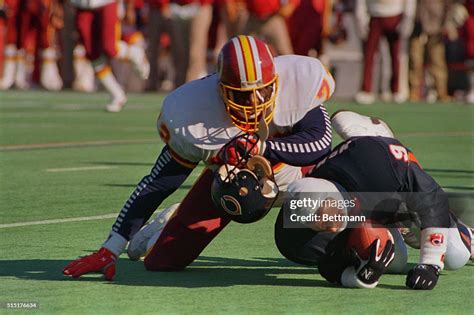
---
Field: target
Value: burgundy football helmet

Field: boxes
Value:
[217,35,278,132]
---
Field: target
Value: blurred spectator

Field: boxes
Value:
[462,0,474,103]
[409,0,459,102]
[354,0,416,104]
[243,0,295,55]
[0,1,7,79]
[145,0,172,90]
[0,0,63,91]
[288,0,332,58]
[219,0,248,38]
[167,0,213,88]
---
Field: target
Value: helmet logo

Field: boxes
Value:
[221,195,242,216]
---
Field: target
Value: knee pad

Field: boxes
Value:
[386,228,408,274]
[331,110,395,140]
[445,225,472,270]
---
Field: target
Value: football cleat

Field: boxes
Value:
[14,50,30,90]
[0,44,17,90]
[41,48,63,91]
[127,203,180,261]
[128,44,150,80]
[106,95,127,113]
[354,91,375,105]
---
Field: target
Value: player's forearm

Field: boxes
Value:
[263,106,332,166]
[103,146,194,255]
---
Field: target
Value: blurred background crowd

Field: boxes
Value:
[0,0,473,109]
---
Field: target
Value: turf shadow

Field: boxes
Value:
[0,257,335,288]
[87,161,154,167]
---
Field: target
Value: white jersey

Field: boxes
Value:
[366,0,406,17]
[157,55,334,168]
[70,0,115,9]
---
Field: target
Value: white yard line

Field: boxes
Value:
[46,166,117,172]
[0,139,157,151]
[0,213,118,229]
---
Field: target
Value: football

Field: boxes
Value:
[346,223,393,260]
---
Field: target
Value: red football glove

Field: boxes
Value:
[212,134,260,167]
[63,247,117,281]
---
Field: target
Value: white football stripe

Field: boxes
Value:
[248,36,262,82]
[46,166,117,172]
[232,37,247,83]
[0,213,118,229]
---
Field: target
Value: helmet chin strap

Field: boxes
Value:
[256,115,269,152]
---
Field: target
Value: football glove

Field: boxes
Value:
[63,247,117,281]
[341,239,395,288]
[212,133,260,167]
[406,264,440,290]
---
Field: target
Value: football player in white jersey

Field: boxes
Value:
[63,35,336,280]
[57,0,149,112]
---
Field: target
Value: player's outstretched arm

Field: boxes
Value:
[63,145,196,280]
[263,106,332,166]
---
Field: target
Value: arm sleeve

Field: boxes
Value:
[263,105,332,166]
[110,145,196,241]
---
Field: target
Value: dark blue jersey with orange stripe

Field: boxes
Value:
[308,136,451,229]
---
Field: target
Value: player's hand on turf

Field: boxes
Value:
[406,264,440,290]
[212,134,260,167]
[63,247,117,281]
[351,239,395,287]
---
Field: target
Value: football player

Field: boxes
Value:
[0,0,63,91]
[276,132,472,290]
[63,35,336,280]
[53,0,150,112]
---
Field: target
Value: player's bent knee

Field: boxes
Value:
[444,227,472,270]
[143,256,186,272]
[331,110,395,140]
[386,228,408,274]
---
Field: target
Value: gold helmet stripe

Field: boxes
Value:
[247,36,262,83]
[237,35,257,85]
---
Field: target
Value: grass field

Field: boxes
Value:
[0,90,473,314]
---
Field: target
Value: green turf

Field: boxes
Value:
[0,90,473,314]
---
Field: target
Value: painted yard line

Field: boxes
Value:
[0,139,158,151]
[46,166,117,172]
[2,131,473,152]
[0,213,118,229]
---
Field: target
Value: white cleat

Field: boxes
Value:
[128,45,150,80]
[355,91,375,105]
[40,48,63,91]
[466,91,474,104]
[106,95,127,113]
[0,44,17,90]
[393,91,408,104]
[127,203,180,261]
[14,51,30,90]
